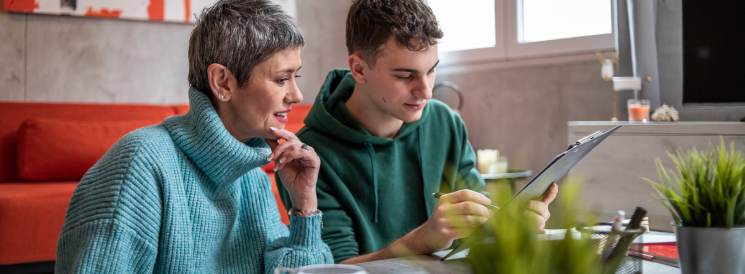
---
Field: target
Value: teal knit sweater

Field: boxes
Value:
[56,88,333,273]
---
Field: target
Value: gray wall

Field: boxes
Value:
[438,62,613,183]
[0,1,345,105]
[0,12,194,104]
[294,0,351,103]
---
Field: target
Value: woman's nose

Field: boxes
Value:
[286,82,303,104]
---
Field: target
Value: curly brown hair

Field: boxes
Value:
[346,0,443,68]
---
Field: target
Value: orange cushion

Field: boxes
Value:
[173,104,190,115]
[17,118,162,182]
[0,182,78,265]
[0,102,179,183]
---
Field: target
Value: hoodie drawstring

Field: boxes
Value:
[364,142,379,223]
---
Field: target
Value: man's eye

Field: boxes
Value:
[397,75,412,81]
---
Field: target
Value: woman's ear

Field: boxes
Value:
[348,53,368,84]
[207,64,235,101]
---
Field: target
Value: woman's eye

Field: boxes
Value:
[276,78,289,84]
[294,75,301,79]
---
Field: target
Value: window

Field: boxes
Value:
[429,0,615,66]
[518,0,612,43]
[428,0,497,52]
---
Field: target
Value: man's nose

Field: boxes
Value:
[413,76,432,99]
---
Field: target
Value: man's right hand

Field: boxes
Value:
[409,190,492,254]
[339,189,492,264]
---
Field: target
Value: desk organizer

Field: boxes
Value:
[577,223,645,274]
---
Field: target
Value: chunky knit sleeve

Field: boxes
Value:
[264,214,334,273]
[56,128,163,274]
[261,173,333,273]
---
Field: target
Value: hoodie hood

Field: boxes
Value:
[303,69,430,145]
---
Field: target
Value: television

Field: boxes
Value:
[682,0,745,105]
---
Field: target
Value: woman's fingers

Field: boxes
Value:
[269,127,301,143]
[268,138,302,161]
[272,141,318,171]
[264,138,280,151]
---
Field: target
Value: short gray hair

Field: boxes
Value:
[188,0,304,97]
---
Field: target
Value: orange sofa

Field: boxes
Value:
[0,102,310,268]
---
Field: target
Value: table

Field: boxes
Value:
[354,250,471,274]
[354,231,681,274]
[481,170,532,194]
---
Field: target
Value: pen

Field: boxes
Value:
[431,192,500,212]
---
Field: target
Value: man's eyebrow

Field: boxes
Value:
[429,60,440,72]
[391,60,440,73]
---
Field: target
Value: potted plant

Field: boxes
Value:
[467,181,636,274]
[646,139,745,274]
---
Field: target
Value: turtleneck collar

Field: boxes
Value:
[163,88,272,193]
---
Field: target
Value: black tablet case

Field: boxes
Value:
[441,125,622,260]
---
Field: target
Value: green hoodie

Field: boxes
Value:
[276,69,485,263]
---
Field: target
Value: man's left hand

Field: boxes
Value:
[525,182,558,232]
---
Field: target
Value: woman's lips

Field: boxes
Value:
[273,109,290,123]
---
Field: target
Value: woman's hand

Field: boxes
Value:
[265,127,319,211]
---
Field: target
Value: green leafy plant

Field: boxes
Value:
[468,179,623,274]
[645,138,745,228]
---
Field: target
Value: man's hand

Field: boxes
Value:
[409,190,492,254]
[525,182,558,233]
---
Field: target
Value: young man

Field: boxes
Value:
[277,0,557,264]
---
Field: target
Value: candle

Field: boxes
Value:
[477,149,499,174]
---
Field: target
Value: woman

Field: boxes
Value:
[55,1,333,273]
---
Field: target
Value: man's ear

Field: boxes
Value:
[207,63,235,101]
[348,53,368,84]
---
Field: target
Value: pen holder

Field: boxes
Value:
[576,223,644,274]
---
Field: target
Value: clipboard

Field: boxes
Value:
[441,125,622,261]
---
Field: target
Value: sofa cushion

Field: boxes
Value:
[17,118,161,182]
[0,102,180,183]
[0,182,78,265]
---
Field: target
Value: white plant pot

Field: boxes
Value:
[674,225,745,274]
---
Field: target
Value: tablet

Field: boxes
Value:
[441,125,622,260]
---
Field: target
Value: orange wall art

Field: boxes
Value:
[2,0,296,23]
